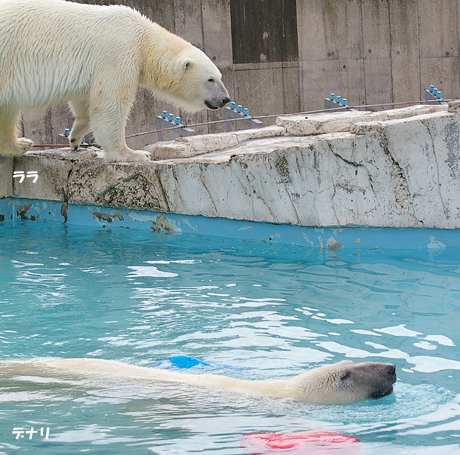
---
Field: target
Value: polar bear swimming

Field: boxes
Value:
[0,0,230,162]
[4,358,397,405]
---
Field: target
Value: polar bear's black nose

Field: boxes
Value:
[222,97,230,106]
[387,364,396,379]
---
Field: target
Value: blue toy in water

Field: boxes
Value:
[150,355,250,375]
[169,355,210,368]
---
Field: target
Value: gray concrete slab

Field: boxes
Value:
[4,104,460,229]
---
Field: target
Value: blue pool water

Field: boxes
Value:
[1,219,460,454]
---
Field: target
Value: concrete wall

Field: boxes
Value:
[4,103,460,229]
[21,0,460,149]
[298,0,460,111]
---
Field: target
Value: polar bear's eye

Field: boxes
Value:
[340,370,351,381]
[208,77,215,83]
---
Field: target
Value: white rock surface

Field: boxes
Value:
[4,103,460,228]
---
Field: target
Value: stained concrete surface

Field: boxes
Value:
[2,103,460,229]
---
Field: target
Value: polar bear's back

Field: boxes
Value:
[0,0,148,107]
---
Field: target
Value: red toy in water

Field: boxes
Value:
[241,431,361,454]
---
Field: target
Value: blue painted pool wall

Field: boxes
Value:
[1,197,459,251]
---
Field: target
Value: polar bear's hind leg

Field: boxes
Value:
[0,108,34,156]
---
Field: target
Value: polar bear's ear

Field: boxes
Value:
[177,57,193,74]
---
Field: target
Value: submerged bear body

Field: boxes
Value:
[4,358,396,405]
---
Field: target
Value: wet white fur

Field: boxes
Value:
[0,0,229,161]
[5,358,395,405]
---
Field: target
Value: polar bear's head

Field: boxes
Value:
[144,38,230,114]
[288,360,397,405]
[170,47,230,112]
[141,23,230,112]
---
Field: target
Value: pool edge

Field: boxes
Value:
[1,197,459,251]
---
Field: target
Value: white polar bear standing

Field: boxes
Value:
[0,0,230,162]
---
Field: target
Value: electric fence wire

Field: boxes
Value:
[31,98,454,148]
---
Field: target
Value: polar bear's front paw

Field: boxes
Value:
[129,150,152,162]
[69,132,85,150]
[69,137,80,151]
[105,149,152,163]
